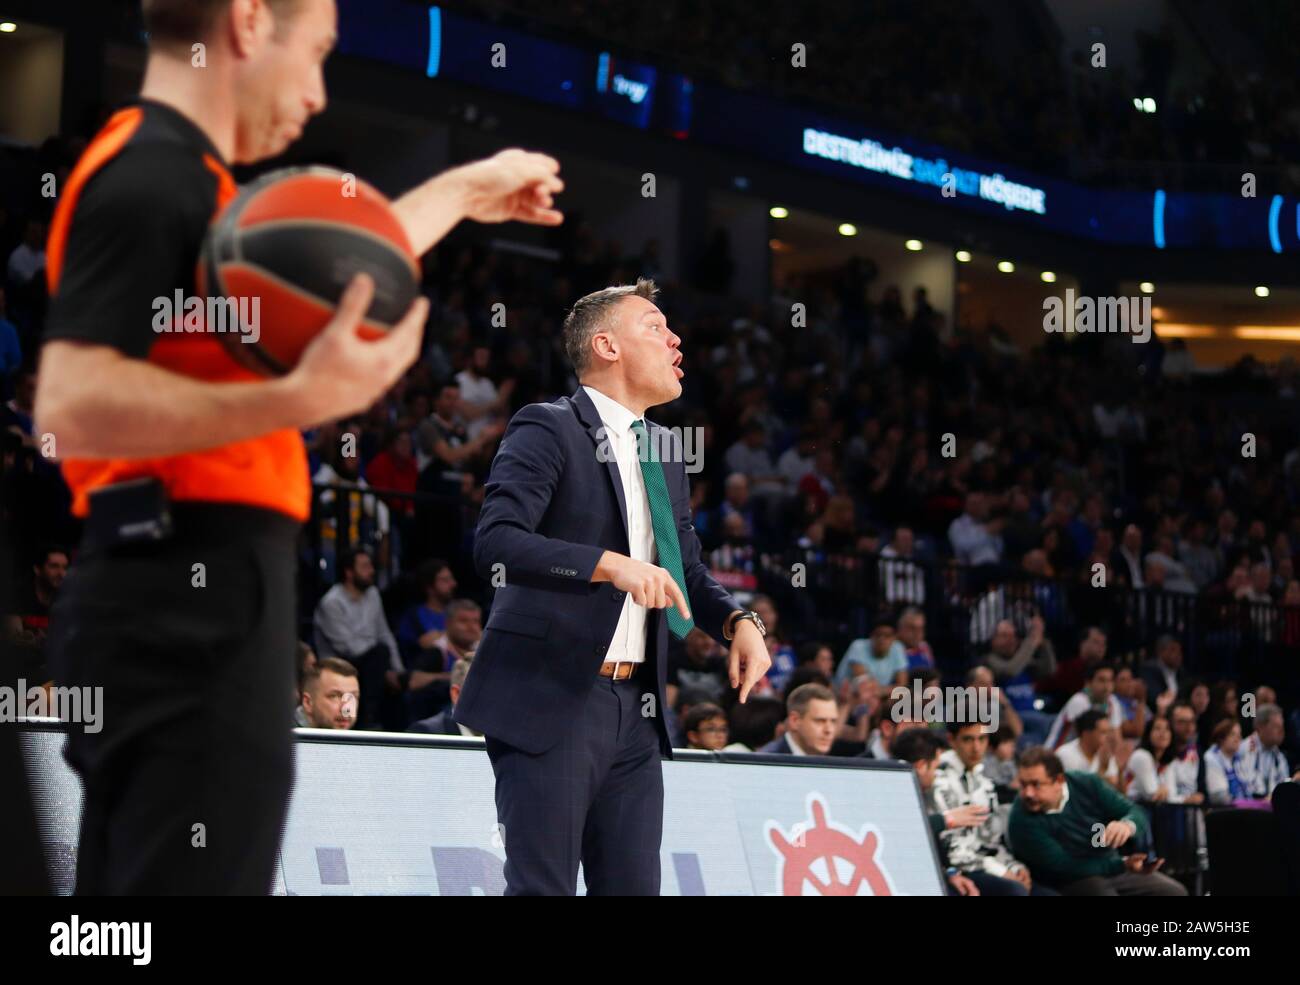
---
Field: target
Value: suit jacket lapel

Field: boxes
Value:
[572,386,631,549]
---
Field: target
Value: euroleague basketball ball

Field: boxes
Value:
[198,166,419,376]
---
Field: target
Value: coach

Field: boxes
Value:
[455,279,770,895]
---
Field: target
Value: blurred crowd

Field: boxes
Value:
[456,0,1300,192]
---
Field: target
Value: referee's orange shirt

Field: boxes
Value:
[44,99,310,522]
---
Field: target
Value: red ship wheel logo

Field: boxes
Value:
[766,794,896,896]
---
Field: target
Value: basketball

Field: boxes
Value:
[198,166,419,376]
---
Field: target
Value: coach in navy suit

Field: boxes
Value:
[454,278,771,895]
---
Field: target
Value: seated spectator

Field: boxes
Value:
[776,428,816,494]
[1021,548,1066,624]
[711,472,758,546]
[1046,662,1124,748]
[683,702,729,751]
[982,724,1020,794]
[724,695,786,752]
[1125,715,1191,803]
[965,665,1023,741]
[1036,625,1106,707]
[1178,518,1219,590]
[295,657,360,730]
[667,628,730,707]
[1112,524,1145,588]
[1167,700,1206,803]
[395,557,457,665]
[759,683,837,755]
[295,641,317,708]
[1055,710,1124,790]
[365,424,419,518]
[753,594,797,692]
[1113,665,1149,740]
[1009,747,1187,896]
[879,526,926,605]
[4,544,68,679]
[1180,678,1212,743]
[404,598,481,724]
[456,344,514,441]
[1204,719,1262,807]
[6,218,45,290]
[1146,535,1197,594]
[1138,634,1184,713]
[668,687,714,748]
[834,616,906,690]
[1238,704,1300,798]
[837,671,882,745]
[724,422,784,503]
[795,641,835,681]
[932,721,1056,895]
[416,380,502,483]
[983,617,1056,744]
[408,657,478,736]
[895,605,934,670]
[1200,680,1240,751]
[892,725,989,897]
[948,491,1005,568]
[313,548,404,730]
[862,689,928,759]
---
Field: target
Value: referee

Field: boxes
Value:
[35,0,563,894]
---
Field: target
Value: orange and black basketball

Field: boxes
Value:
[198,166,419,376]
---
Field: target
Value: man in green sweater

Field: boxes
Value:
[1009,747,1188,895]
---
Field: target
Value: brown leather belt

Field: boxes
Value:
[598,660,641,681]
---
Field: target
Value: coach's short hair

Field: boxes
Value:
[562,278,659,376]
[787,682,836,718]
[142,0,301,45]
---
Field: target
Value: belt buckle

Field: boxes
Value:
[612,660,625,680]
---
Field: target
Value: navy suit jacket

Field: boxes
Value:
[758,734,797,755]
[454,386,741,757]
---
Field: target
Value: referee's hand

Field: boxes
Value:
[293,274,427,425]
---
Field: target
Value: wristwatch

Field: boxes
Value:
[723,608,767,641]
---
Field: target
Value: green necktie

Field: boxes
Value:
[630,419,694,639]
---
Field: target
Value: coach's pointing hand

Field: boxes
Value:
[729,619,771,705]
[596,553,691,621]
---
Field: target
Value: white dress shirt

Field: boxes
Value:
[583,385,657,664]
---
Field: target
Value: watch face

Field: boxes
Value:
[749,612,767,636]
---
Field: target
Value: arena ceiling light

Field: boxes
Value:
[1255,285,1270,298]
[955,250,972,262]
[996,260,1014,273]
[769,206,788,219]
[0,22,17,32]
[905,239,922,251]
[838,223,857,236]
[1139,281,1155,294]
[1040,271,1057,283]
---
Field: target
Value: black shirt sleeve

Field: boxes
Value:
[44,144,216,359]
